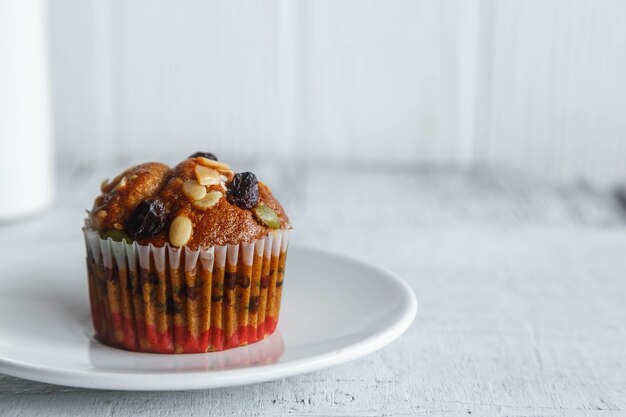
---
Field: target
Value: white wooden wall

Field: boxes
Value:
[48,0,626,187]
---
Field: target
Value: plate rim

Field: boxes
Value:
[0,243,417,391]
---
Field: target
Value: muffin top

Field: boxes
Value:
[88,153,290,249]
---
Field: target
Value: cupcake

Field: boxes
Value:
[83,153,290,353]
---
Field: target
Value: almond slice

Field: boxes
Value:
[194,164,221,186]
[193,190,222,210]
[101,172,126,193]
[169,215,193,247]
[111,176,127,192]
[182,179,207,200]
[194,157,231,171]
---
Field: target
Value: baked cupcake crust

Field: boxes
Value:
[89,157,290,248]
[92,162,171,231]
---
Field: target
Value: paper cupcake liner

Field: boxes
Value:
[83,227,289,353]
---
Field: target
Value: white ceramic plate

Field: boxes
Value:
[0,240,416,390]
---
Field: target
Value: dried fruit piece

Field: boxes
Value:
[101,229,133,243]
[182,179,207,200]
[189,152,218,161]
[169,215,193,247]
[194,164,221,186]
[227,172,259,209]
[193,190,222,209]
[253,204,281,229]
[125,199,168,240]
[194,157,231,171]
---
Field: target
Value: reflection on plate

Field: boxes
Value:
[88,330,285,373]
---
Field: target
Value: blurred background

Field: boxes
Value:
[2,0,626,221]
[48,0,626,184]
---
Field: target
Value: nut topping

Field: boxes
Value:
[193,190,222,210]
[194,164,221,186]
[169,215,193,247]
[194,157,231,172]
[253,204,281,229]
[111,176,127,192]
[101,173,127,193]
[182,179,207,200]
[101,229,132,243]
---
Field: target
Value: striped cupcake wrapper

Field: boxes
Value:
[83,227,289,353]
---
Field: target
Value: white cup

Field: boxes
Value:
[0,0,53,220]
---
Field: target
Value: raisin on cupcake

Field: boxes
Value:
[83,154,291,353]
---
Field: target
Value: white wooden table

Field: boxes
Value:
[1,160,625,416]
